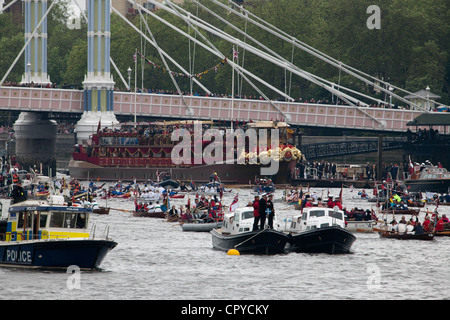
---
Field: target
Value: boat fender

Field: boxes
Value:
[227,249,240,256]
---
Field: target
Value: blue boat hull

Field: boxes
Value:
[0,239,117,270]
[288,226,356,254]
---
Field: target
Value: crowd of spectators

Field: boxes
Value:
[57,121,75,134]
[114,87,410,109]
[406,128,441,144]
[293,159,405,182]
[0,122,74,136]
[2,81,59,88]
[2,81,414,109]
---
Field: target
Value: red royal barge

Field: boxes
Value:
[69,121,302,184]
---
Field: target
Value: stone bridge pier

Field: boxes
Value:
[13,112,57,176]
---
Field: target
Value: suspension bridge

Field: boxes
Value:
[0,0,442,174]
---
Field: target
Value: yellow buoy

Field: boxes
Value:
[227,249,240,256]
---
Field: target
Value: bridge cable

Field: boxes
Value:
[224,0,432,112]
[137,0,294,122]
[0,0,19,14]
[160,0,294,122]
[191,0,388,109]
[150,0,384,126]
[111,5,211,97]
[178,0,387,122]
[131,0,193,116]
[0,0,57,87]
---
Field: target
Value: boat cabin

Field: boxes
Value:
[221,207,254,235]
[289,207,346,233]
[415,166,450,180]
[3,195,91,242]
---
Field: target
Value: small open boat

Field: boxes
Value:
[169,194,185,199]
[133,209,166,218]
[93,206,110,215]
[378,231,435,240]
[382,209,420,216]
[345,220,380,233]
[434,230,450,237]
[182,220,222,232]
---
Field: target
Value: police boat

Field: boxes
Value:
[0,194,117,270]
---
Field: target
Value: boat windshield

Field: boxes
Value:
[242,210,254,220]
[329,211,343,220]
[309,210,326,218]
[16,212,48,228]
[49,211,88,229]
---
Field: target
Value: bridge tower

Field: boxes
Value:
[14,0,56,176]
[20,0,51,85]
[75,0,119,143]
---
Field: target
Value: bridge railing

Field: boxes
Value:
[0,86,83,113]
[1,87,438,133]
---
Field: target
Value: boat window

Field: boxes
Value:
[64,212,77,228]
[242,211,254,220]
[39,213,48,228]
[17,212,26,228]
[50,212,64,228]
[329,211,343,220]
[302,212,307,220]
[76,213,87,228]
[233,212,240,222]
[309,210,325,217]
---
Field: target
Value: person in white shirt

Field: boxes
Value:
[406,221,415,234]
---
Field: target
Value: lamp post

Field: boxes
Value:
[27,62,31,84]
[127,67,131,91]
[426,85,430,111]
[388,86,393,107]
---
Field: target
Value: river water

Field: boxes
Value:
[1,184,450,301]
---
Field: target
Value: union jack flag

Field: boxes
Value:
[233,48,239,60]
[229,193,239,212]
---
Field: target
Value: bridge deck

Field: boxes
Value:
[0,86,435,133]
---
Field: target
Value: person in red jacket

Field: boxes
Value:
[252,195,260,231]
[422,216,433,232]
[435,216,444,232]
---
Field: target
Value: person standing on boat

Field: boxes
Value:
[11,181,27,203]
[259,193,268,229]
[266,194,275,229]
[252,195,260,231]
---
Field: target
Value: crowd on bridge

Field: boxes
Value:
[2,81,417,110]
[113,87,412,110]
[2,81,59,89]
